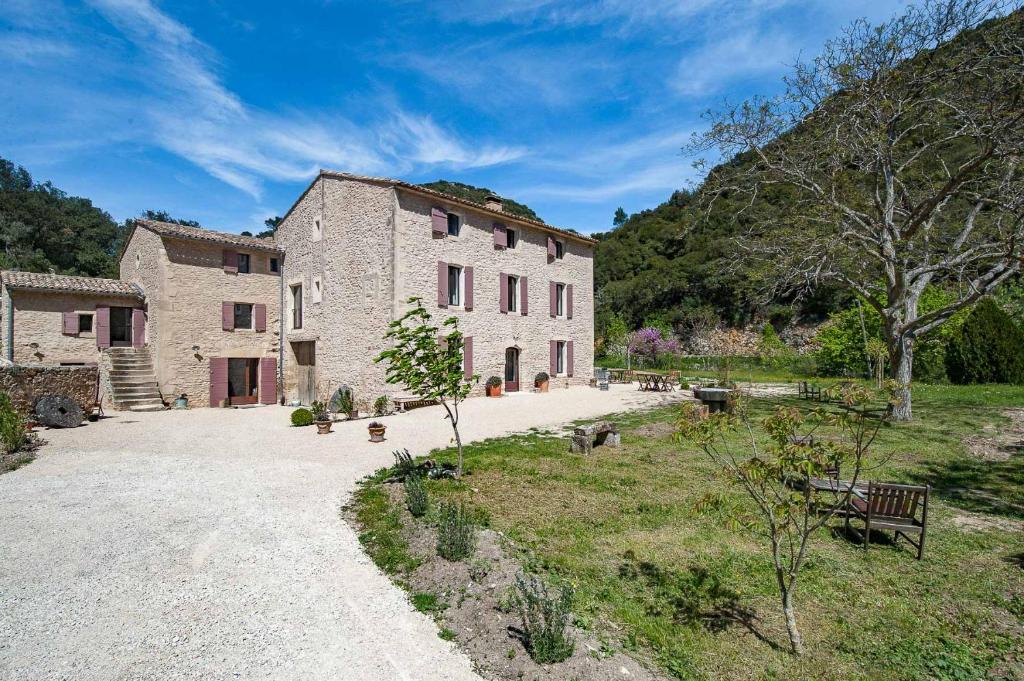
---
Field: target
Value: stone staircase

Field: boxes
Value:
[105,347,165,412]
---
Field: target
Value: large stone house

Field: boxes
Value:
[0,172,595,409]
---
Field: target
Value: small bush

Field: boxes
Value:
[373,395,390,417]
[946,298,1024,385]
[337,390,354,416]
[404,473,429,517]
[310,400,329,421]
[0,393,25,454]
[436,501,476,561]
[291,408,314,427]
[486,375,502,388]
[534,371,549,384]
[514,573,576,664]
[393,448,416,479]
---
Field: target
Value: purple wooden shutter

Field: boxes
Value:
[567,340,574,377]
[437,261,448,307]
[547,236,556,258]
[222,250,238,273]
[96,306,110,348]
[463,336,473,380]
[567,284,574,319]
[550,340,557,375]
[62,312,78,336]
[549,282,557,317]
[132,308,145,348]
[431,207,447,236]
[222,302,234,330]
[493,223,507,248]
[464,267,474,310]
[254,304,267,332]
[499,272,508,313]
[210,357,229,407]
[520,277,528,316]
[259,357,277,405]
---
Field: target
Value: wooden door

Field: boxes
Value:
[228,358,259,405]
[504,347,520,392]
[293,341,316,405]
[110,307,133,347]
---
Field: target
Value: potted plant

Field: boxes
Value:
[338,391,358,419]
[485,376,502,397]
[373,395,390,417]
[534,371,550,393]
[311,400,332,434]
[174,393,189,409]
[368,421,386,443]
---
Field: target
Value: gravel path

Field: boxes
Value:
[0,385,683,680]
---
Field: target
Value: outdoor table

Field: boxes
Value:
[635,371,673,392]
[608,368,628,383]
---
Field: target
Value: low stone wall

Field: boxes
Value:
[0,364,99,417]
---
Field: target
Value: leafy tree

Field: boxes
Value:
[138,210,201,227]
[945,298,1024,384]
[678,385,891,655]
[613,207,627,226]
[257,216,282,239]
[690,2,1024,420]
[374,298,477,477]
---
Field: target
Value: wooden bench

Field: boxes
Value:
[392,395,439,413]
[845,482,930,560]
[570,421,620,454]
[798,381,822,401]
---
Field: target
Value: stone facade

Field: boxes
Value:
[276,173,595,407]
[0,365,99,417]
[119,225,282,407]
[0,287,142,365]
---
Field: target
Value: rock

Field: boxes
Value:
[34,394,84,428]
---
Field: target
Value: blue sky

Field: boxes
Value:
[0,0,907,235]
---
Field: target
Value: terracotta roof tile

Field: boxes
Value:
[1,271,143,298]
[136,219,283,253]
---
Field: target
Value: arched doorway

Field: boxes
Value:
[504,347,520,392]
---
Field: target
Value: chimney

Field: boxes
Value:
[484,194,503,212]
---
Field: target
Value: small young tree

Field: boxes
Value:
[677,385,891,655]
[375,298,477,477]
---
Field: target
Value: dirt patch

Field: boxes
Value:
[0,433,45,476]
[351,483,668,681]
[630,421,676,439]
[963,409,1024,462]
[950,512,1024,534]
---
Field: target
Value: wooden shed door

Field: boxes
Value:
[293,341,316,405]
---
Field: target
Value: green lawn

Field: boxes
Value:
[355,384,1024,680]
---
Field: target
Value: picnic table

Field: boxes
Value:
[607,368,633,383]
[635,371,674,392]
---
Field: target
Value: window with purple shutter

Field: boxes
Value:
[62,312,78,336]
[437,261,448,307]
[493,223,507,249]
[549,340,557,375]
[547,236,556,258]
[499,272,508,313]
[254,304,267,332]
[210,357,229,407]
[259,357,277,404]
[96,307,110,348]
[464,266,474,310]
[431,207,447,236]
[222,250,238,273]
[132,308,145,348]
[463,336,473,379]
[549,281,557,317]
[520,276,528,316]
[567,340,574,377]
[222,302,234,330]
[567,284,574,319]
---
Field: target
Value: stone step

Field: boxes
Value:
[109,360,154,368]
[117,396,164,407]
[112,388,161,399]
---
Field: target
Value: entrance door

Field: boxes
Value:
[228,358,260,405]
[504,347,520,392]
[292,341,316,405]
[110,307,133,347]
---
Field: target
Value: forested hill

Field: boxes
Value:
[0,157,123,278]
[418,180,542,222]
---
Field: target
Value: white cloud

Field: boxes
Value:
[0,34,75,65]
[671,29,795,97]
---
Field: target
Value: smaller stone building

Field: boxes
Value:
[1,271,145,365]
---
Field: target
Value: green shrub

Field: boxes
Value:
[373,395,390,417]
[392,448,416,479]
[436,501,476,561]
[513,573,576,664]
[290,408,314,427]
[946,299,1024,385]
[404,473,429,517]
[0,392,25,454]
[310,400,329,421]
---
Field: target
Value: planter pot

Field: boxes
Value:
[535,380,550,393]
[368,426,386,443]
[174,397,189,409]
[315,420,333,435]
[486,385,502,397]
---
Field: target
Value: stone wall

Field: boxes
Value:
[0,364,99,417]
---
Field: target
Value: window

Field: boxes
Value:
[556,341,567,375]
[234,303,254,329]
[270,257,279,273]
[447,265,463,306]
[312,277,322,303]
[313,214,323,240]
[237,253,251,274]
[291,284,303,329]
[507,275,519,313]
[555,240,564,259]
[555,283,565,317]
[506,228,518,249]
[78,314,93,334]
[447,212,461,237]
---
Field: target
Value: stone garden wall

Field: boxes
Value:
[0,364,98,417]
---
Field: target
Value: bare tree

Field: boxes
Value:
[690,1,1024,420]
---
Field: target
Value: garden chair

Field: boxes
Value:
[845,482,929,560]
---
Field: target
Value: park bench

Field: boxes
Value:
[570,421,620,454]
[845,482,930,560]
[798,381,822,401]
[392,395,438,413]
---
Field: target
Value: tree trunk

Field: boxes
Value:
[781,584,803,656]
[453,424,464,478]
[889,336,913,421]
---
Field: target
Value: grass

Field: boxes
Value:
[356,382,1024,680]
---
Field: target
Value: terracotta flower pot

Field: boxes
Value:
[536,380,549,393]
[368,426,386,443]
[315,420,333,435]
[486,385,502,397]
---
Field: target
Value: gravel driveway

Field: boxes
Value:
[0,385,682,680]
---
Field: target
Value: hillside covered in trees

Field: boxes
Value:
[418,180,543,222]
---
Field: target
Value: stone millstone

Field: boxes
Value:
[34,394,84,428]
